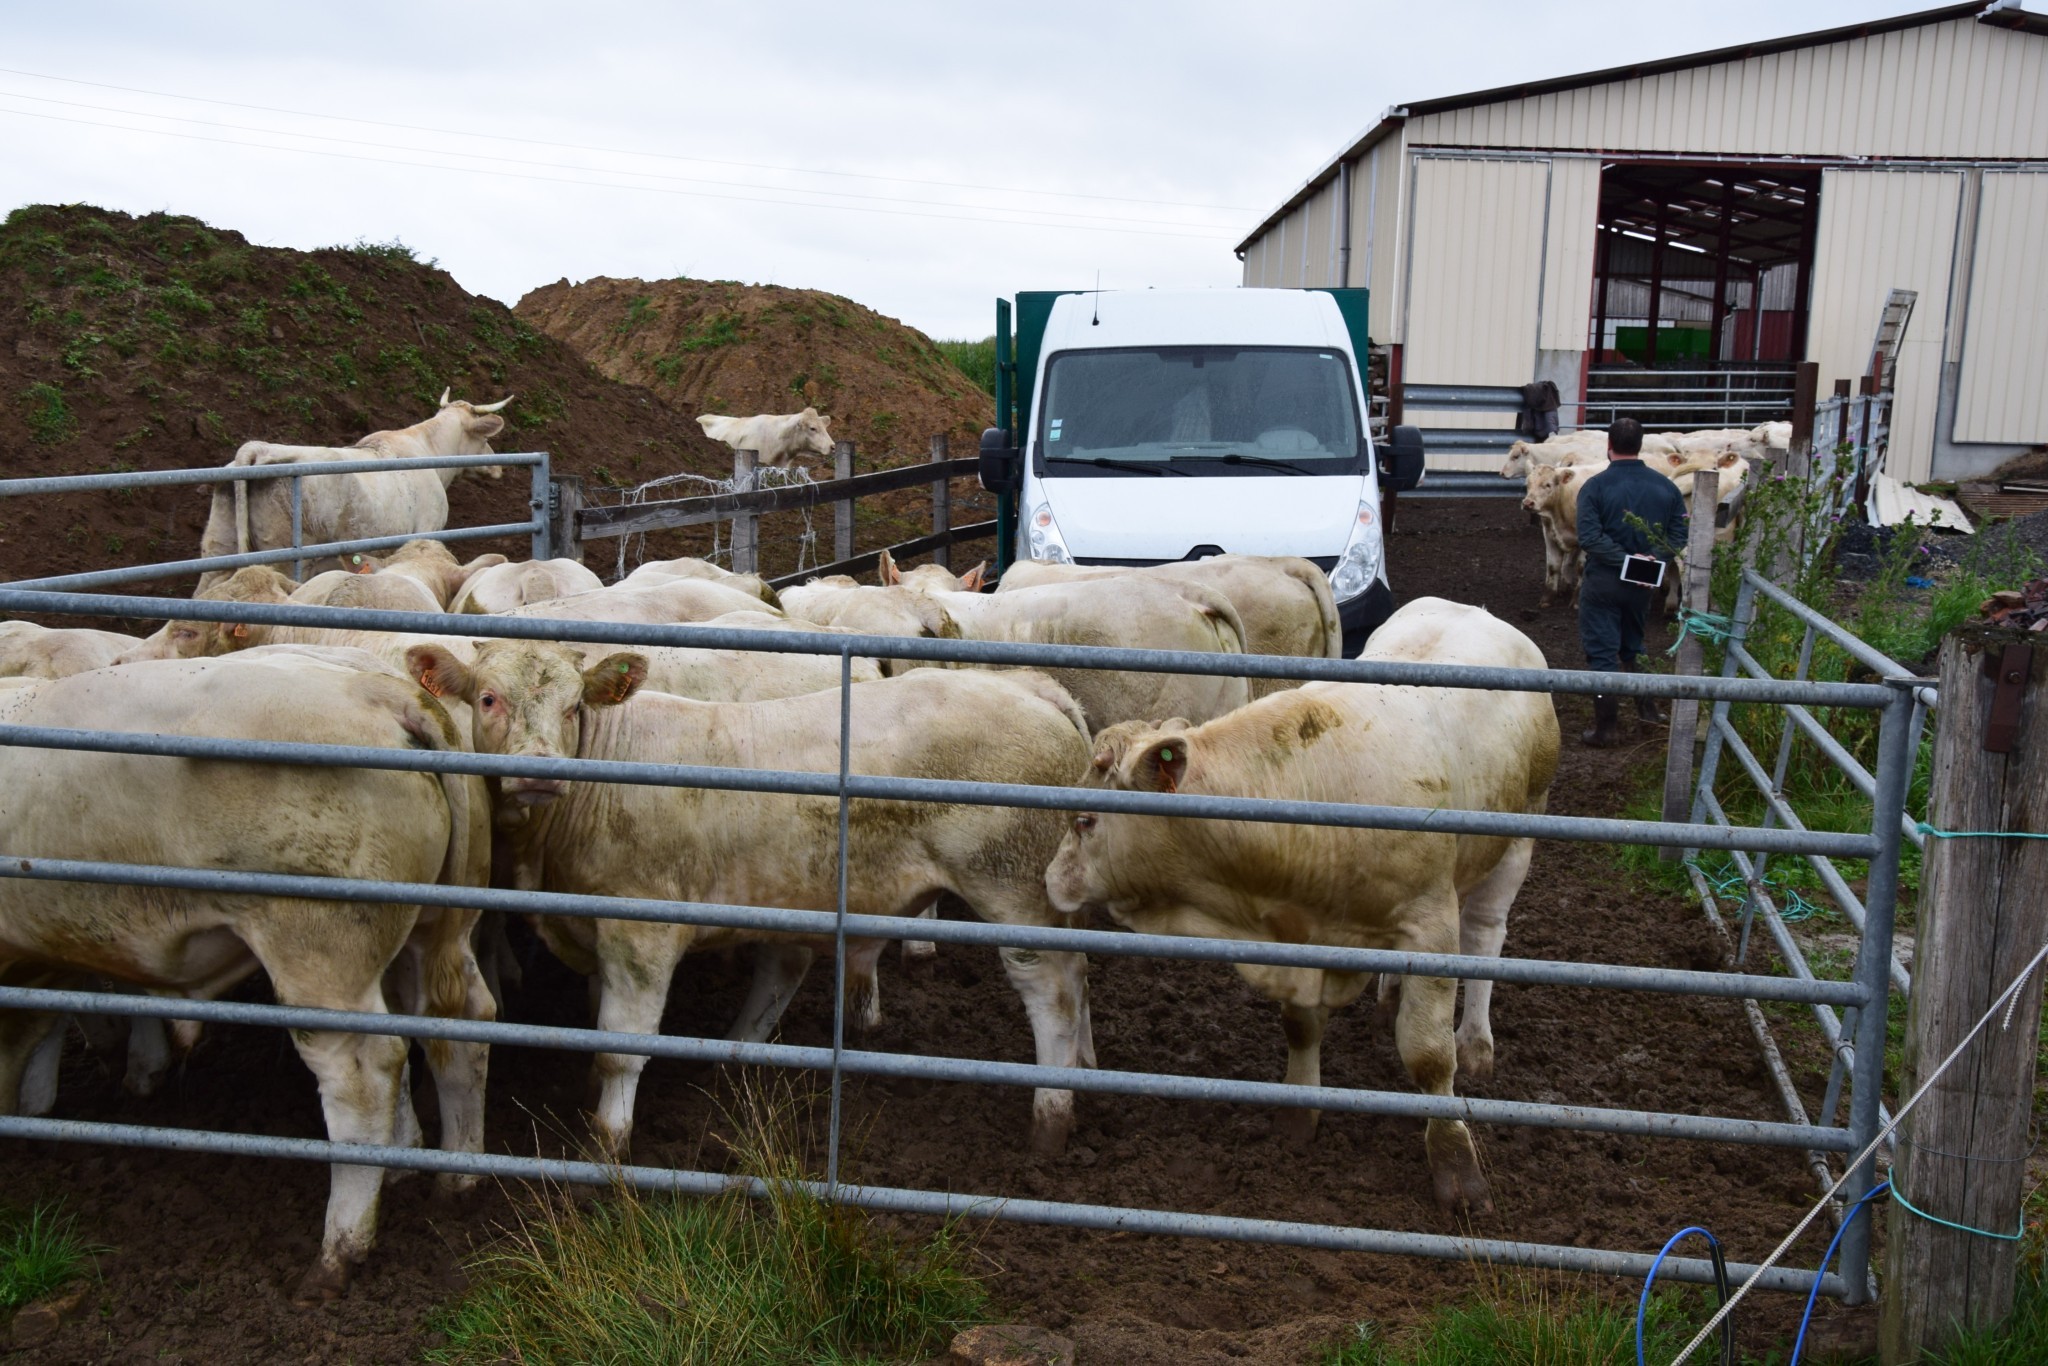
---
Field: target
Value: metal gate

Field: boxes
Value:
[0,461,1920,1305]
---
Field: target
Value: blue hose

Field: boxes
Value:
[1638,1226,1733,1366]
[1789,1181,1891,1366]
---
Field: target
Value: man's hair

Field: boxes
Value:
[1607,418,1644,456]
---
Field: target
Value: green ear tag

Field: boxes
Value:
[1160,748,1174,761]
[619,662,630,674]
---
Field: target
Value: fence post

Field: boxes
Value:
[929,435,952,571]
[551,475,585,565]
[833,440,855,564]
[1880,626,2048,1361]
[1787,360,1819,481]
[1661,469,1720,858]
[290,475,304,582]
[530,454,553,562]
[731,448,758,575]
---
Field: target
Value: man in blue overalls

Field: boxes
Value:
[1575,418,1688,748]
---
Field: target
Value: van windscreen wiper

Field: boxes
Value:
[1219,452,1323,476]
[1045,456,1190,476]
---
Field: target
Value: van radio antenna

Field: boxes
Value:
[1091,271,1100,326]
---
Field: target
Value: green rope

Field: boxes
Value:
[1917,823,2048,841]
[1684,856,1829,923]
[1890,1183,2027,1242]
[1667,608,1735,656]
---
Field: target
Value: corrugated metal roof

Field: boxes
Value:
[1235,2,2041,253]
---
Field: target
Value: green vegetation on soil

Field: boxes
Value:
[1320,1280,1699,1364]
[0,1203,97,1312]
[429,1085,986,1365]
[934,337,997,397]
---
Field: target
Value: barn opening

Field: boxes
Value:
[1585,163,1821,430]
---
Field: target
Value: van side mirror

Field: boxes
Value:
[978,427,1021,494]
[1387,425,1426,491]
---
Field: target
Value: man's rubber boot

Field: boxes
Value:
[1626,663,1667,726]
[1580,695,1622,748]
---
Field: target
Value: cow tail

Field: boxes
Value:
[1277,558,1344,659]
[401,687,483,1022]
[1182,582,1248,657]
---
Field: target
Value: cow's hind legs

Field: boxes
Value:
[1274,1001,1328,1147]
[1394,969,1491,1215]
[997,946,1090,1156]
[1455,838,1533,1083]
[0,1007,62,1117]
[285,1008,409,1305]
[728,943,813,1044]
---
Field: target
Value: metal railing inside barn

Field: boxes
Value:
[0,451,1923,1305]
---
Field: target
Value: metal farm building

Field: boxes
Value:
[1236,2,2048,478]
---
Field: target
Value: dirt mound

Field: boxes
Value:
[0,204,727,606]
[514,275,992,461]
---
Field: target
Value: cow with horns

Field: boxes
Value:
[196,391,514,593]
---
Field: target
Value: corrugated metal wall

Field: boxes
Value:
[1540,157,1600,351]
[1807,168,1966,484]
[1406,18,2048,161]
[1954,170,2048,443]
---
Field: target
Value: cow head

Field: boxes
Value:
[1521,464,1577,514]
[116,565,295,662]
[414,390,514,477]
[406,640,647,809]
[797,407,834,460]
[1046,722,1195,920]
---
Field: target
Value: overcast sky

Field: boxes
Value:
[3,1,1972,339]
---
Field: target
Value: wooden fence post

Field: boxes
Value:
[1787,359,1819,482]
[551,475,584,565]
[731,447,758,575]
[1880,627,2048,1361]
[833,440,855,564]
[1660,469,1720,858]
[929,435,951,570]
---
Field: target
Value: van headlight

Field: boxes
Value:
[1028,502,1074,564]
[1328,499,1382,601]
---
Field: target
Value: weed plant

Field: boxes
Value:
[0,1203,97,1312]
[1320,1276,1698,1364]
[428,1078,987,1365]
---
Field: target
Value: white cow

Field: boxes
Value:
[790,575,1251,733]
[0,621,140,679]
[987,552,1341,697]
[1045,599,1559,1213]
[695,408,835,470]
[620,556,781,608]
[198,392,511,592]
[405,640,1097,1158]
[449,558,604,615]
[0,650,492,1303]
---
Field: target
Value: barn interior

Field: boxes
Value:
[1587,163,1821,427]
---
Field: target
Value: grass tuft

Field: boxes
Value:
[0,1203,98,1312]
[427,1079,986,1365]
[1322,1276,1697,1364]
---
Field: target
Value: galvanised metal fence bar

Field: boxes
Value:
[0,452,555,575]
[0,568,1912,1304]
[0,588,1900,709]
[0,1114,1841,1298]
[0,983,1851,1150]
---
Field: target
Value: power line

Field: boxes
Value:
[0,88,1233,231]
[0,65,1256,214]
[0,106,1236,242]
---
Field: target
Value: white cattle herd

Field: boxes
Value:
[1508,420,1783,609]
[0,395,1583,1303]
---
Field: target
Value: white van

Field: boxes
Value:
[978,288,1422,655]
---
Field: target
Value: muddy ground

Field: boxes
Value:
[7,495,1875,1364]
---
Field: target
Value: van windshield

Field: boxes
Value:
[1037,346,1364,476]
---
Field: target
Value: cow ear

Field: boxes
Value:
[465,414,506,441]
[1559,468,1577,484]
[408,644,474,701]
[958,561,988,591]
[1125,734,1191,794]
[582,652,648,708]
[877,548,901,585]
[800,406,818,418]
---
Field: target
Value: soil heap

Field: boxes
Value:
[514,276,993,460]
[0,204,726,594]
